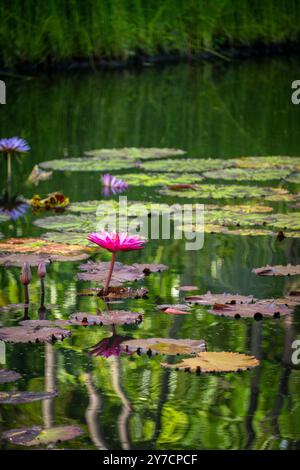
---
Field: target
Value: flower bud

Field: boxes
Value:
[37,261,47,279]
[20,262,32,285]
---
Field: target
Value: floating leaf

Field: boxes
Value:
[121,338,206,356]
[0,252,90,267]
[78,286,148,300]
[209,204,274,213]
[203,167,292,181]
[20,320,72,327]
[161,352,259,373]
[162,307,191,315]
[2,425,82,446]
[113,172,203,187]
[70,311,143,326]
[208,301,292,319]
[77,261,145,284]
[42,232,93,246]
[0,237,94,255]
[0,391,57,404]
[132,263,168,274]
[0,369,21,384]
[159,184,295,201]
[141,158,234,173]
[158,304,190,312]
[39,156,137,172]
[253,264,300,276]
[0,326,71,343]
[233,156,300,170]
[185,292,256,305]
[84,147,185,159]
[179,223,299,238]
[34,214,94,232]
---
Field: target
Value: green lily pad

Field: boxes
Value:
[233,156,300,170]
[141,158,234,173]
[41,232,94,246]
[206,204,273,213]
[203,167,291,181]
[39,156,137,172]
[113,172,203,187]
[84,147,185,159]
[3,425,82,446]
[159,184,295,201]
[286,173,300,184]
[179,223,300,238]
[34,214,95,232]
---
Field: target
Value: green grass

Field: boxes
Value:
[1,0,300,66]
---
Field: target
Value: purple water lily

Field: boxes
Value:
[0,137,30,154]
[101,174,128,189]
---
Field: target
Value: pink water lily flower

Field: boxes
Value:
[101,174,128,189]
[87,231,146,294]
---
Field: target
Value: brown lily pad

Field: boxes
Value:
[253,264,300,276]
[77,261,168,283]
[78,286,148,300]
[70,311,143,326]
[20,320,72,327]
[0,369,21,384]
[3,425,82,446]
[0,391,57,404]
[208,301,293,319]
[185,291,256,305]
[161,352,259,374]
[158,304,191,315]
[121,338,206,356]
[132,263,168,274]
[0,326,71,343]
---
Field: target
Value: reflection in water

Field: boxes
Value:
[0,192,28,221]
[43,343,56,429]
[84,373,108,450]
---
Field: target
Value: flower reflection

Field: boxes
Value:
[101,174,128,197]
[0,192,29,220]
[88,329,131,358]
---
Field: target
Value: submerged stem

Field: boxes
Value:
[24,284,29,305]
[103,252,116,295]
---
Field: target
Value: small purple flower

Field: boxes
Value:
[101,174,128,189]
[0,137,30,154]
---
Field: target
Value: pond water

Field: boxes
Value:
[0,57,300,450]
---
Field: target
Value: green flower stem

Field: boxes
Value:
[103,251,116,295]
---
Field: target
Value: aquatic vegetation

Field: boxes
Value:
[78,285,148,300]
[121,338,206,356]
[185,292,256,305]
[159,184,295,201]
[3,425,83,446]
[113,172,203,187]
[203,167,292,181]
[0,325,71,343]
[161,352,259,374]
[141,158,233,173]
[87,231,146,295]
[85,147,185,159]
[26,165,53,186]
[252,264,300,276]
[70,311,143,326]
[29,191,70,211]
[157,304,191,315]
[0,369,21,384]
[233,156,300,170]
[0,391,57,404]
[39,156,138,172]
[207,302,293,319]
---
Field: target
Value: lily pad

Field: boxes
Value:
[179,223,299,238]
[0,369,21,384]
[70,311,143,326]
[203,167,292,181]
[39,156,137,172]
[141,158,234,173]
[77,261,145,284]
[177,286,199,291]
[78,286,148,300]
[185,292,256,305]
[42,232,93,247]
[233,156,300,170]
[161,352,259,373]
[20,320,72,327]
[0,391,57,404]
[84,147,186,159]
[121,338,206,356]
[158,304,190,313]
[0,326,71,343]
[252,264,300,276]
[34,214,95,232]
[2,425,82,446]
[132,263,168,274]
[286,173,300,184]
[0,237,94,255]
[0,251,90,267]
[113,172,203,187]
[208,301,292,319]
[210,204,274,213]
[159,184,295,201]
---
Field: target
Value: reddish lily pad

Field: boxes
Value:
[208,301,292,319]
[0,369,21,384]
[177,286,199,292]
[121,338,206,356]
[185,292,256,305]
[78,286,148,300]
[253,265,300,276]
[0,391,57,404]
[158,304,191,315]
[161,352,259,373]
[2,425,82,446]
[70,311,143,326]
[0,326,71,343]
[20,320,72,327]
